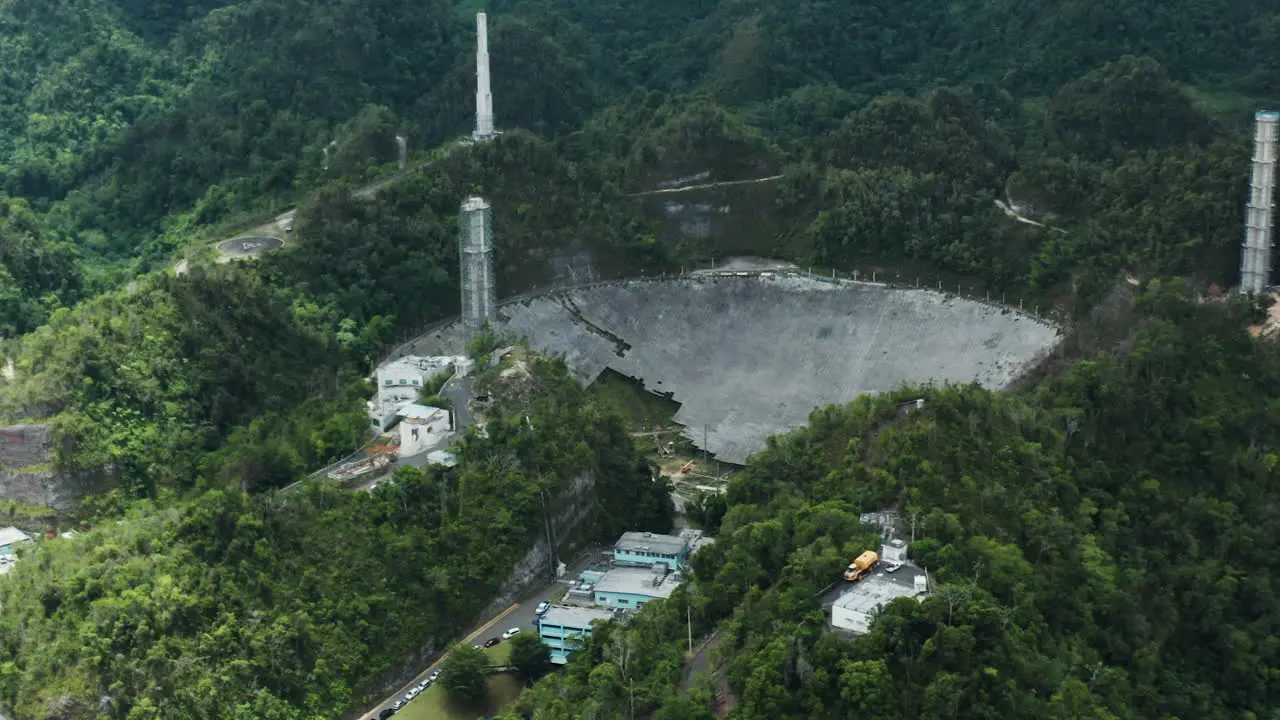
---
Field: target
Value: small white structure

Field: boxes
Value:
[397,404,451,457]
[830,563,929,634]
[368,356,456,431]
[880,538,908,563]
[378,355,453,391]
[426,449,458,467]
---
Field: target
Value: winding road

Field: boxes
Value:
[177,141,466,274]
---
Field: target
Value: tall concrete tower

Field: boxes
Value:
[1241,111,1279,294]
[459,196,496,335]
[473,12,497,142]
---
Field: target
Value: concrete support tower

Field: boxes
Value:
[459,196,496,336]
[473,13,497,142]
[1241,111,1279,294]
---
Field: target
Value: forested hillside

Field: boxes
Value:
[2,0,1280,719]
[0,0,1275,273]
[0,354,671,718]
[507,284,1280,720]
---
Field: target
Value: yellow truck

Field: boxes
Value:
[842,550,879,582]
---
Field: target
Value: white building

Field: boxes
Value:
[368,356,457,432]
[830,563,929,634]
[426,450,458,468]
[880,538,907,563]
[396,404,451,457]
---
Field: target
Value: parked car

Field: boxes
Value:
[405,689,418,700]
[379,708,397,719]
[885,561,904,573]
[391,701,404,710]
[484,637,502,648]
[535,601,551,616]
[429,670,440,682]
[417,679,430,690]
[501,627,521,640]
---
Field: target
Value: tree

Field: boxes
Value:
[439,643,490,704]
[508,633,552,682]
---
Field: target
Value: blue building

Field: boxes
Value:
[613,531,692,571]
[593,566,678,610]
[537,606,615,664]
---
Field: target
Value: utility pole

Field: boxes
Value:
[540,488,556,578]
[687,602,693,654]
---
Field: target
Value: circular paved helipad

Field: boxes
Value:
[217,235,284,258]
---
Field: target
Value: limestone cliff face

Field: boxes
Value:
[344,471,598,717]
[0,424,98,512]
[476,469,597,615]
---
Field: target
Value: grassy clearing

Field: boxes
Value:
[587,369,681,432]
[395,644,520,720]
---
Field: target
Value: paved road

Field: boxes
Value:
[442,374,475,430]
[361,551,596,720]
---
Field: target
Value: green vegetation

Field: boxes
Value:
[400,650,524,720]
[586,370,681,432]
[0,0,1274,504]
[506,284,1280,719]
[440,644,490,704]
[0,0,1279,718]
[508,632,553,683]
[0,356,669,719]
[0,499,56,530]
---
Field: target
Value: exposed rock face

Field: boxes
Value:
[0,423,95,512]
[342,471,597,717]
[479,470,596,619]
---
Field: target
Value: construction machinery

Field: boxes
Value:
[842,550,879,582]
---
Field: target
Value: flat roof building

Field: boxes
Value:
[538,605,615,664]
[613,528,714,572]
[830,563,929,635]
[593,566,678,610]
[0,526,30,556]
[396,404,451,457]
[368,356,458,432]
[615,531,689,571]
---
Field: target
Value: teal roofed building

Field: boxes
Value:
[537,606,615,664]
[613,529,713,571]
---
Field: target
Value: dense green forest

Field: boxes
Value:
[505,284,1280,720]
[2,0,1280,718]
[0,354,671,718]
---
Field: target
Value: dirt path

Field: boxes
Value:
[629,175,784,197]
[1249,292,1280,337]
[994,198,1068,235]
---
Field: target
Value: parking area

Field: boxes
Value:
[361,553,594,719]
